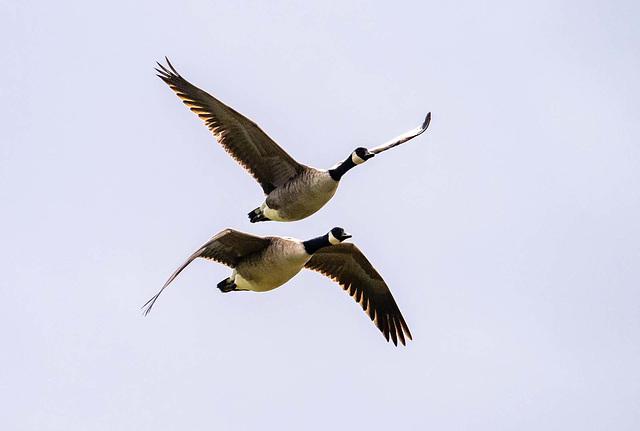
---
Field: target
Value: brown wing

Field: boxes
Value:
[142,229,271,315]
[304,243,412,346]
[156,58,305,194]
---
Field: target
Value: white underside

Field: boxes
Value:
[231,240,311,292]
[234,272,272,292]
[262,202,287,222]
[259,170,339,221]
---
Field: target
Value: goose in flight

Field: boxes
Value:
[156,58,431,223]
[143,227,412,345]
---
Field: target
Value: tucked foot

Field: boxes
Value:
[248,207,272,223]
[217,278,236,293]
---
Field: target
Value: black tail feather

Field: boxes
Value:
[217,278,236,293]
[248,207,272,223]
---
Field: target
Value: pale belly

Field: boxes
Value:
[234,269,300,292]
[263,172,339,222]
[232,241,311,292]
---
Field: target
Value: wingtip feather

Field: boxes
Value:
[141,292,161,316]
[388,316,398,346]
[422,111,432,130]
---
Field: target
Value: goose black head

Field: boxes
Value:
[352,147,375,165]
[329,227,352,244]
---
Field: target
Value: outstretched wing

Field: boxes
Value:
[156,58,305,194]
[304,243,412,346]
[143,229,271,315]
[369,112,431,155]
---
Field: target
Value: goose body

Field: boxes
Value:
[260,169,338,221]
[143,228,412,345]
[231,237,310,291]
[156,58,431,222]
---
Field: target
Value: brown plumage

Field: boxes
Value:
[155,57,431,222]
[305,243,412,345]
[142,229,271,315]
[143,228,412,345]
[155,59,305,195]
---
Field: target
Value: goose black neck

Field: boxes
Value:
[328,155,356,181]
[303,234,331,254]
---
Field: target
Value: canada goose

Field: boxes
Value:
[155,58,431,223]
[143,227,412,345]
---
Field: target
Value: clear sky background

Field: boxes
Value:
[2,1,639,430]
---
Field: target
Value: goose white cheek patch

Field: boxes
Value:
[328,231,342,244]
[351,152,367,165]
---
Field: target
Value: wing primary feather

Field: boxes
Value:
[360,291,368,311]
[142,229,269,316]
[394,315,406,346]
[304,243,412,345]
[388,316,398,346]
[399,314,413,341]
[141,246,205,316]
[369,112,432,155]
[376,313,390,342]
[382,315,390,342]
[164,56,180,76]
[354,287,362,304]
[155,58,304,194]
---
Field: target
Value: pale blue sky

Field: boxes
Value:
[2,1,639,430]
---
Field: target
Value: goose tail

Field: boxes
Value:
[248,207,272,223]
[216,278,236,293]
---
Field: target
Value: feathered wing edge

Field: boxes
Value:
[142,229,269,315]
[155,57,304,194]
[369,112,431,155]
[141,245,212,316]
[304,244,412,346]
